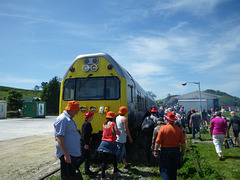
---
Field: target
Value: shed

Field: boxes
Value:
[0,101,7,119]
[22,102,46,118]
[167,91,221,113]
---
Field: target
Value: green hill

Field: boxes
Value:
[0,86,41,101]
[205,89,240,107]
[156,89,240,107]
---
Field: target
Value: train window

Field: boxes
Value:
[106,77,120,100]
[72,77,120,100]
[63,79,75,100]
[76,78,104,100]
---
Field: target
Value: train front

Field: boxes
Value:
[59,53,128,135]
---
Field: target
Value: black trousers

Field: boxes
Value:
[59,155,82,180]
[101,152,118,178]
[80,145,91,174]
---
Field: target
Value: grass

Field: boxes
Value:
[0,85,41,100]
[223,111,240,118]
[47,129,240,180]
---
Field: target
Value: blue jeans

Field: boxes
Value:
[160,147,180,180]
[116,142,126,162]
[192,126,201,139]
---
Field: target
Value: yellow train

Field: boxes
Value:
[59,53,155,134]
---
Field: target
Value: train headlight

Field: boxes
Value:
[83,65,90,72]
[99,106,104,114]
[91,64,98,71]
[104,106,109,113]
[90,106,97,112]
[80,106,87,113]
[84,58,90,64]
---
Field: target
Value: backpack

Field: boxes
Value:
[141,116,154,136]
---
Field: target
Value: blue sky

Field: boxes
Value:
[0,0,240,99]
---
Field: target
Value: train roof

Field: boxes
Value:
[63,53,150,97]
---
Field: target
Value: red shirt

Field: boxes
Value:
[155,122,185,147]
[102,122,117,142]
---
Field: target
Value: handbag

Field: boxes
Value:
[225,138,233,149]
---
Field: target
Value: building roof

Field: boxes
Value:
[22,97,41,102]
[167,91,221,104]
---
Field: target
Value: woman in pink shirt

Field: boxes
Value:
[210,111,229,161]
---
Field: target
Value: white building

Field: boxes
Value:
[167,91,221,113]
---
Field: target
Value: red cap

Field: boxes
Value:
[85,111,94,120]
[150,108,158,113]
[164,112,178,121]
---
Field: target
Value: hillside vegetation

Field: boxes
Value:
[156,89,240,107]
[0,86,41,101]
[205,89,240,107]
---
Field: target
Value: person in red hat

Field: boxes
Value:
[54,100,82,179]
[154,112,186,180]
[141,107,160,165]
[80,111,94,176]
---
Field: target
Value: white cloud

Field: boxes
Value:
[130,62,167,77]
[153,0,227,16]
[0,74,40,85]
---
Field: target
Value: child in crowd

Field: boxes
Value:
[80,111,94,176]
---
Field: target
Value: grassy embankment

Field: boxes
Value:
[0,86,41,100]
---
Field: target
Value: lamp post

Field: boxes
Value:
[182,82,203,119]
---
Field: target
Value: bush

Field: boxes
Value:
[7,111,20,118]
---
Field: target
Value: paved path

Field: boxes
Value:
[0,116,57,141]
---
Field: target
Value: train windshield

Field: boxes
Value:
[63,77,120,100]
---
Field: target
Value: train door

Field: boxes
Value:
[127,84,135,131]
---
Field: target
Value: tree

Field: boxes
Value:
[147,91,157,100]
[34,85,40,90]
[40,77,60,114]
[7,90,23,111]
[41,82,48,88]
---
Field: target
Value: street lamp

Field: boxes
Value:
[182,82,203,119]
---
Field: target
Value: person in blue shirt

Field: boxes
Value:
[54,101,82,179]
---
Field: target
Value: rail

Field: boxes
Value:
[185,132,205,180]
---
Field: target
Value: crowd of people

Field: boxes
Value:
[53,101,133,180]
[53,101,240,180]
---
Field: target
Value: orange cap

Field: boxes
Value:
[118,106,128,115]
[106,111,116,119]
[65,101,80,111]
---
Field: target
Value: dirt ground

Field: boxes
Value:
[0,133,60,180]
